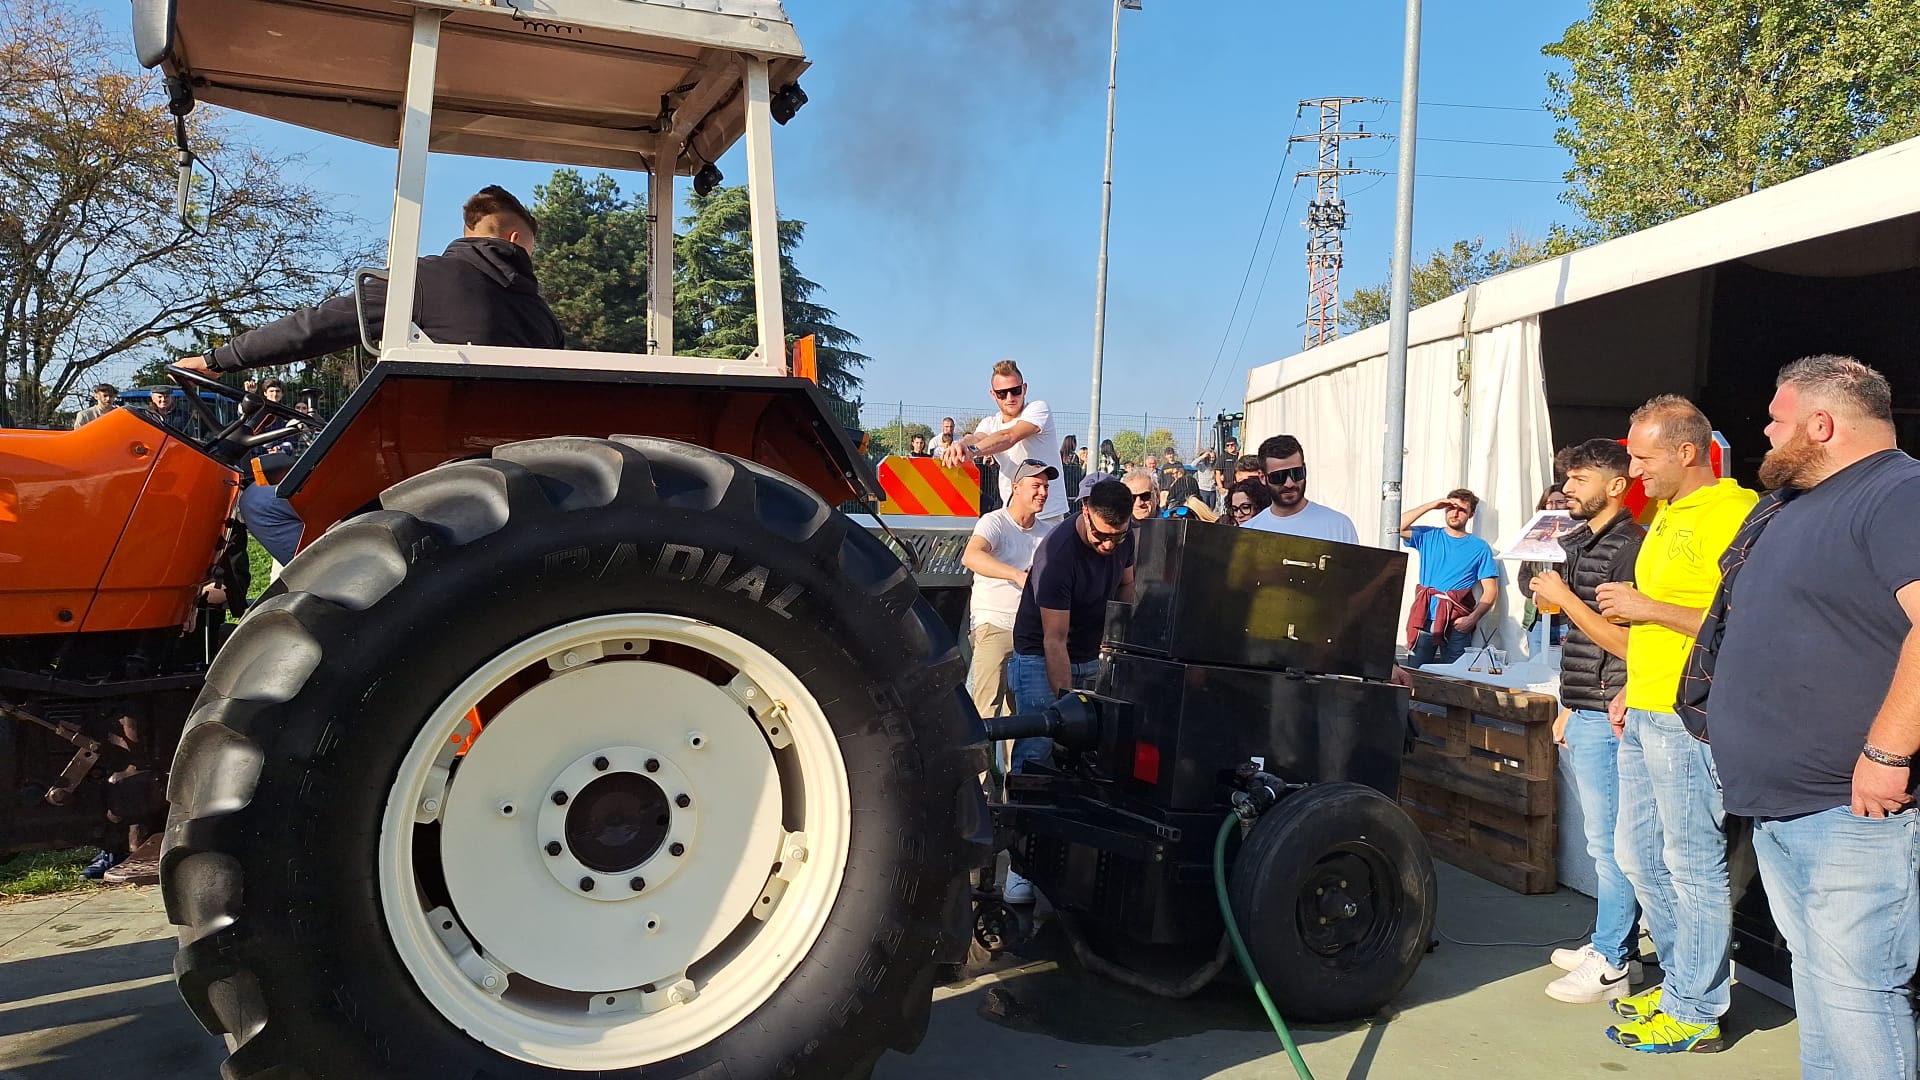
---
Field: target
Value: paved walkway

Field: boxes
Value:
[1,864,1802,1079]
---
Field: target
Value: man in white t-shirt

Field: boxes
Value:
[1240,433,1361,544]
[941,359,1067,520]
[961,460,1057,780]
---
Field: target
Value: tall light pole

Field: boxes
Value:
[1379,0,1422,547]
[1087,0,1139,463]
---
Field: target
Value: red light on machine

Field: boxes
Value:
[1132,741,1161,785]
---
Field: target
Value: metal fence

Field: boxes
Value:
[854,402,1216,460]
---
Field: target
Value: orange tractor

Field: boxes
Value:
[3,2,989,1077]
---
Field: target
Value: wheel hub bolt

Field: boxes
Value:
[669,842,685,857]
[579,877,595,892]
[594,756,609,771]
[675,794,691,808]
[551,790,569,805]
[546,841,562,856]
[630,877,646,892]
[644,758,660,773]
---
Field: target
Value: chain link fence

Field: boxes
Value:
[853,402,1222,463]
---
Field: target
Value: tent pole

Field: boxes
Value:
[1379,0,1423,548]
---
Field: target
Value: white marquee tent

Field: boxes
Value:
[1242,135,1920,651]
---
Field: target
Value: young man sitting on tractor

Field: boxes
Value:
[174,186,564,567]
[174,185,562,378]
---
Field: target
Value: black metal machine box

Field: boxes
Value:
[1096,653,1406,810]
[1107,519,1407,681]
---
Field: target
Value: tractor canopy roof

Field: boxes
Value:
[133,0,807,173]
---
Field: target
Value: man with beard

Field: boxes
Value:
[942,360,1067,522]
[1592,396,1755,1055]
[1526,440,1647,1004]
[1240,434,1358,543]
[1684,356,1920,1078]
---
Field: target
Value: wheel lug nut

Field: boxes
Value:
[675,794,691,808]
[594,756,609,771]
[551,790,568,805]
[630,877,646,891]
[644,758,660,773]
[669,842,685,857]
[580,877,595,892]
[546,841,562,856]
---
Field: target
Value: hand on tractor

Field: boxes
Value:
[174,355,215,376]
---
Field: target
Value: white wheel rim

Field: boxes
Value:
[378,614,851,1069]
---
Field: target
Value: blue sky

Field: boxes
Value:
[85,0,1588,425]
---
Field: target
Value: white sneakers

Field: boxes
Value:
[1546,943,1641,1003]
[1002,867,1037,905]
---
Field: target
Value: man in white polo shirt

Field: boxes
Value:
[941,359,1068,521]
[1240,433,1360,544]
[961,460,1057,743]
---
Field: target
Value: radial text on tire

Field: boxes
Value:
[159,436,989,1080]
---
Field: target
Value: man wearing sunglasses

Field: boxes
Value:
[940,359,1067,521]
[1240,434,1359,544]
[1123,466,1158,523]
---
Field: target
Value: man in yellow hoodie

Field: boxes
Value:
[1593,396,1756,1055]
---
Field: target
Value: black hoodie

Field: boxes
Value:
[208,237,565,372]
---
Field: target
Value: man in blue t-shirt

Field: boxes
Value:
[1399,488,1501,666]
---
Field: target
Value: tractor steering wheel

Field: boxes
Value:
[166,364,314,461]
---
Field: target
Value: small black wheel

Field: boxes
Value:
[1227,782,1436,1022]
[973,899,1032,955]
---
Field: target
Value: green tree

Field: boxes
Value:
[0,4,369,425]
[1545,0,1920,237]
[530,170,652,353]
[675,186,868,401]
[1343,234,1554,332]
[868,421,933,459]
[1108,428,1174,466]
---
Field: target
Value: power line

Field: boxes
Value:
[1404,172,1563,184]
[1196,108,1304,409]
[1219,176,1306,409]
[1419,136,1561,149]
[1291,97,1385,350]
[1384,98,1552,113]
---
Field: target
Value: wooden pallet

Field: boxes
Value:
[1399,669,1559,894]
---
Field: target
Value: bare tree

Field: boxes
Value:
[0,4,373,425]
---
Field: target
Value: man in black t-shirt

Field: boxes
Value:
[1006,479,1135,775]
[1700,356,1920,1079]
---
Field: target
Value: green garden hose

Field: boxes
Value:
[1213,811,1316,1080]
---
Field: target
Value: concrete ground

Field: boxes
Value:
[1,864,1802,1079]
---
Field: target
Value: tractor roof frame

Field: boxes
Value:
[135,0,806,369]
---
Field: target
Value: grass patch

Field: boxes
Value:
[0,847,95,899]
[247,535,273,603]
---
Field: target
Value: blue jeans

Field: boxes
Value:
[1006,652,1098,774]
[238,482,303,565]
[1409,627,1470,667]
[1753,806,1919,1079]
[1614,708,1731,1025]
[1565,708,1640,968]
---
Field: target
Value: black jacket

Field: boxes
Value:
[1552,511,1645,712]
[209,238,564,372]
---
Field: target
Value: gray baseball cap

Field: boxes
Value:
[1010,458,1058,482]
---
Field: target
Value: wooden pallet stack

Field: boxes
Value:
[1399,669,1559,894]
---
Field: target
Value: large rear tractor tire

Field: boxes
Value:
[1227,782,1436,1022]
[160,436,987,1079]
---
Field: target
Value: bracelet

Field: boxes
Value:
[1863,743,1915,768]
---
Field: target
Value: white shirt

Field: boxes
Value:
[975,401,1067,519]
[968,509,1056,630]
[1241,500,1360,545]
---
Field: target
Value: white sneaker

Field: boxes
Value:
[1002,868,1036,905]
[1545,947,1634,1004]
[1550,942,1643,984]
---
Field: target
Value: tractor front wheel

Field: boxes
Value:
[160,436,984,1079]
